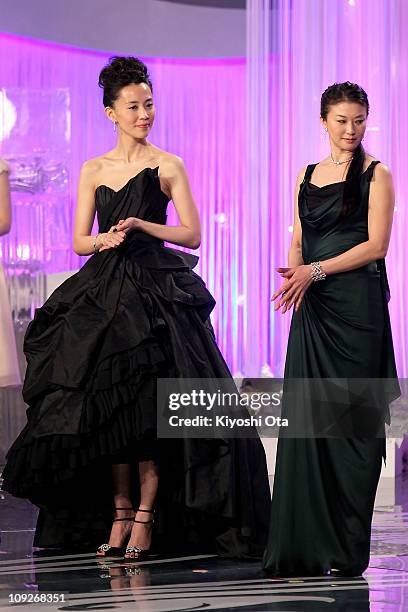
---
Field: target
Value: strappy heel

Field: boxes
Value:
[96,507,134,557]
[124,508,154,561]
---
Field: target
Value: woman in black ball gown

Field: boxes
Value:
[263,82,400,577]
[2,57,270,560]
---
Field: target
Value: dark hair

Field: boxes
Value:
[98,56,153,107]
[321,82,369,216]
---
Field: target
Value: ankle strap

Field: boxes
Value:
[136,508,154,513]
[113,507,134,522]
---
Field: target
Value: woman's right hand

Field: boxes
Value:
[97,227,127,252]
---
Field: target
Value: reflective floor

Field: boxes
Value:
[1,478,408,611]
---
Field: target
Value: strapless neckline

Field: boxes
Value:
[95,166,160,194]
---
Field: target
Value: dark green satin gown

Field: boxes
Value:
[263,160,400,576]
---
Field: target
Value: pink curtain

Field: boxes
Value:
[0,0,407,377]
[268,0,408,377]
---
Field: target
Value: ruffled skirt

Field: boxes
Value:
[3,246,270,556]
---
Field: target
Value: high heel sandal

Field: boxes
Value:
[124,508,154,561]
[96,507,134,557]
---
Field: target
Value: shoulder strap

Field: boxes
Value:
[365,160,381,182]
[298,164,317,199]
[302,164,317,183]
[298,164,317,201]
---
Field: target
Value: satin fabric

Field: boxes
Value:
[3,167,271,555]
[263,161,400,576]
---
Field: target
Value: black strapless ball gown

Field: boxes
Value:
[2,167,271,556]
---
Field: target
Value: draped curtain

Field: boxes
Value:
[0,0,406,376]
[268,0,408,377]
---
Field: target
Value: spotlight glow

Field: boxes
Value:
[16,243,31,261]
[0,90,17,141]
[214,212,227,224]
[260,363,274,377]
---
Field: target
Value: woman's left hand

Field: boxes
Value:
[98,218,144,251]
[271,265,313,313]
[112,217,144,233]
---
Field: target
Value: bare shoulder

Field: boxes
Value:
[364,154,388,174]
[80,157,105,180]
[296,165,308,184]
[158,152,186,179]
[80,156,112,192]
[83,156,105,171]
[372,161,392,180]
[368,161,394,210]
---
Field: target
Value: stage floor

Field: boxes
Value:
[1,477,408,611]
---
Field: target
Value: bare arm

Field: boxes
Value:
[117,157,201,249]
[288,168,306,267]
[320,164,395,275]
[73,161,126,255]
[0,169,11,236]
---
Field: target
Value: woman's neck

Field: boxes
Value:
[113,135,153,163]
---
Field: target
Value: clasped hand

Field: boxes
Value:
[271,265,313,313]
[97,217,143,252]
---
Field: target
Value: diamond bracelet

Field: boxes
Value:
[310,261,326,282]
[93,233,100,253]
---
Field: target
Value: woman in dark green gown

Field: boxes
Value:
[263,82,400,577]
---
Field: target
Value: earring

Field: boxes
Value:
[113,121,117,133]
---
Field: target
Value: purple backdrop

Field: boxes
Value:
[0,0,406,376]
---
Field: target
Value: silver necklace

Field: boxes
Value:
[330,153,353,166]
